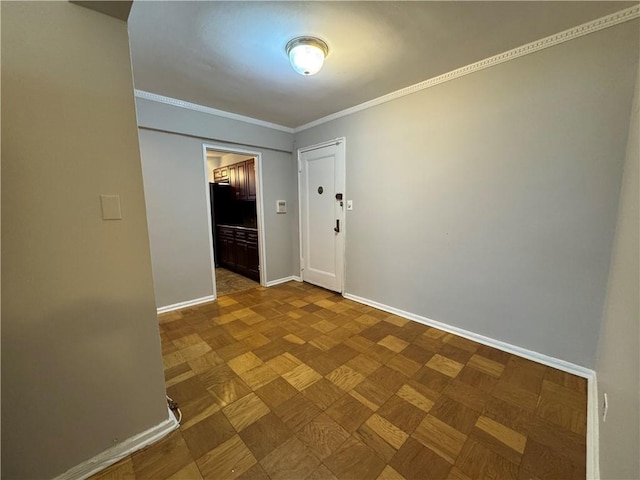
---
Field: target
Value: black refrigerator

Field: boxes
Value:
[210,183,234,266]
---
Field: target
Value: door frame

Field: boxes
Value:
[297,137,347,293]
[201,143,267,296]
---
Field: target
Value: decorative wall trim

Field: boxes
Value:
[294,5,640,132]
[134,7,638,136]
[157,295,216,314]
[343,292,593,377]
[265,275,303,287]
[54,409,179,480]
[134,90,295,134]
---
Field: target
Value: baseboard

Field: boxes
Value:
[265,276,303,287]
[54,408,179,480]
[343,292,593,378]
[587,373,600,479]
[157,295,216,314]
[343,292,600,476]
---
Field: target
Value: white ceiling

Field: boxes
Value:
[128,1,635,128]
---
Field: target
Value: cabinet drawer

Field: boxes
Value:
[246,232,258,244]
[217,227,235,240]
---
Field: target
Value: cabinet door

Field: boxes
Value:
[217,227,236,268]
[246,230,260,281]
[228,164,238,197]
[236,162,247,200]
[246,159,256,201]
[234,229,249,275]
[213,167,229,183]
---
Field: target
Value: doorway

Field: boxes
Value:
[298,139,346,293]
[203,144,267,297]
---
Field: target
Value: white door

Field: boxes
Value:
[299,141,345,292]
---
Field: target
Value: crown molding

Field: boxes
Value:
[134,90,295,134]
[134,6,639,135]
[294,5,640,132]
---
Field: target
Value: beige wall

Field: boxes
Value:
[295,19,639,368]
[596,65,639,479]
[1,3,168,478]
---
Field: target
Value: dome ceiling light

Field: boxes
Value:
[286,36,329,76]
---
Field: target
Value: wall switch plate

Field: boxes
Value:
[346,200,353,210]
[276,200,287,214]
[100,195,122,220]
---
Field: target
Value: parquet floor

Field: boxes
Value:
[93,281,587,480]
[216,267,260,297]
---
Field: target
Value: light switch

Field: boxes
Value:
[346,200,353,211]
[101,195,122,220]
[276,200,287,214]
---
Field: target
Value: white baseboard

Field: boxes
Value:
[343,292,593,378]
[54,408,179,480]
[343,291,599,477]
[157,295,216,314]
[265,275,303,287]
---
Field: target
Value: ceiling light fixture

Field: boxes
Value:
[286,36,329,76]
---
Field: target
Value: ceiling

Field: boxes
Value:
[128,1,635,128]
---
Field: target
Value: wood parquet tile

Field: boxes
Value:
[91,281,588,480]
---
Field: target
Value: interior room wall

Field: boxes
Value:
[294,20,639,369]
[137,124,299,309]
[206,156,220,182]
[1,3,168,478]
[135,96,293,152]
[596,65,639,480]
[139,130,217,306]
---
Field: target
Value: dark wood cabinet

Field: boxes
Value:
[236,162,247,200]
[246,230,259,278]
[246,158,256,200]
[213,158,258,281]
[217,226,236,266]
[216,225,259,281]
[227,159,253,200]
[217,158,255,200]
[235,229,249,274]
[228,164,238,191]
[213,166,229,183]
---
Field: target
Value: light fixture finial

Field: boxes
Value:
[286,36,328,76]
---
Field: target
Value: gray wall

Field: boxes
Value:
[137,121,299,308]
[139,130,216,306]
[1,3,168,478]
[596,66,639,479]
[136,97,293,153]
[295,20,639,368]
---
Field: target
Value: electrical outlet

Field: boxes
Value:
[602,392,608,422]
